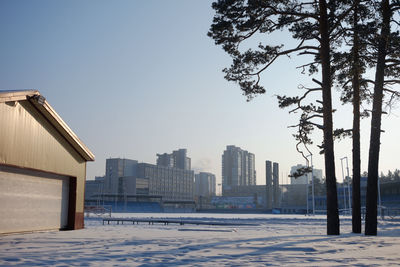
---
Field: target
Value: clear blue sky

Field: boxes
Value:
[1,0,399,188]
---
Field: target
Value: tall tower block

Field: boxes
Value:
[266,160,273,209]
[273,162,280,208]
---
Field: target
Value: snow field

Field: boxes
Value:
[1,213,399,266]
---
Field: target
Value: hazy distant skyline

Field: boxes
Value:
[1,0,399,186]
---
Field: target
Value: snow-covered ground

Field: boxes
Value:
[1,213,400,266]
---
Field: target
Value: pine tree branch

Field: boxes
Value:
[296,62,319,74]
[262,5,319,20]
[287,86,322,114]
[312,78,322,86]
[306,114,324,120]
[383,79,400,84]
[383,88,400,113]
[298,51,320,56]
[249,41,318,76]
[383,88,400,95]
[328,5,353,36]
[307,121,324,129]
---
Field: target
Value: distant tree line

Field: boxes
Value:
[380,170,400,182]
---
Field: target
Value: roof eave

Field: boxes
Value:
[0,90,40,103]
[1,89,95,161]
[28,97,95,161]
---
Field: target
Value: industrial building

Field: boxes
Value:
[0,90,94,234]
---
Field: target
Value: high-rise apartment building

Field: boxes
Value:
[157,148,191,170]
[222,145,256,193]
[194,172,216,197]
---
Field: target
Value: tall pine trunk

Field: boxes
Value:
[319,0,340,235]
[352,0,362,234]
[365,0,390,236]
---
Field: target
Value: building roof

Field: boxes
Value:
[0,90,95,161]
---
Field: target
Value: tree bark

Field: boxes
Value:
[352,0,362,234]
[319,0,340,235]
[365,0,390,236]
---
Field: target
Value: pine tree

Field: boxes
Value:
[365,0,400,235]
[208,0,349,235]
[332,0,373,234]
[332,0,400,235]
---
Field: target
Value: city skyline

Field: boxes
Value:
[1,0,400,186]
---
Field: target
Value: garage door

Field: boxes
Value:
[0,166,70,234]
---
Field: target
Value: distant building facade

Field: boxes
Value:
[90,150,194,204]
[313,168,323,181]
[194,172,216,197]
[290,164,308,184]
[157,148,191,170]
[85,176,105,200]
[221,185,266,208]
[137,163,193,201]
[156,153,174,168]
[104,158,138,195]
[290,164,323,185]
[222,145,256,194]
[280,184,308,213]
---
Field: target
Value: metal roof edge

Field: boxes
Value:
[0,90,40,103]
[0,90,95,162]
[30,96,95,162]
